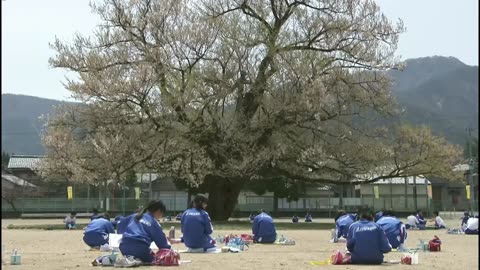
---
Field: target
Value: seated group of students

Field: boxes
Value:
[333,207,479,265]
[80,195,279,265]
[249,212,313,223]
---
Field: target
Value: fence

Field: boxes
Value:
[3,196,478,217]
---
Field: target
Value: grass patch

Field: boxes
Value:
[6,221,336,231]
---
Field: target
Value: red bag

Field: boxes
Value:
[152,249,180,266]
[330,250,351,265]
[428,235,441,252]
[240,234,254,243]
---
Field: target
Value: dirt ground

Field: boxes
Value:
[1,219,478,270]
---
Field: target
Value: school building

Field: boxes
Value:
[2,155,477,216]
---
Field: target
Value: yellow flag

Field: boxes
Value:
[374,185,379,199]
[466,185,471,199]
[67,186,73,200]
[135,187,140,200]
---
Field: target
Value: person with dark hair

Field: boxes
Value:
[118,200,171,264]
[333,210,356,243]
[305,212,313,222]
[406,212,420,230]
[83,215,114,248]
[376,211,407,250]
[91,208,100,221]
[292,214,299,223]
[64,212,77,229]
[432,211,446,229]
[415,210,427,229]
[252,209,277,243]
[374,210,384,222]
[461,211,470,230]
[346,206,391,264]
[180,195,216,251]
[111,215,123,230]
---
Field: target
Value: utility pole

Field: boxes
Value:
[467,127,476,215]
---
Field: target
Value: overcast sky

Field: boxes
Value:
[2,0,478,101]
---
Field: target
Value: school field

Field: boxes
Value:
[1,218,478,270]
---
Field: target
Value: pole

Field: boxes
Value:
[424,178,429,215]
[149,173,152,201]
[404,177,408,210]
[467,127,475,215]
[390,178,393,210]
[413,176,418,211]
[122,187,126,216]
[87,184,90,213]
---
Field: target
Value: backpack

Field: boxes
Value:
[152,249,180,266]
[428,235,441,252]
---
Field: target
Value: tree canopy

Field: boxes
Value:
[40,0,463,220]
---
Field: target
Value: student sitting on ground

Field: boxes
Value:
[415,210,427,229]
[347,206,391,264]
[406,212,421,230]
[181,195,216,251]
[305,212,313,222]
[376,210,407,250]
[333,211,356,242]
[292,214,299,223]
[91,208,100,221]
[464,215,479,235]
[119,200,172,264]
[112,215,123,230]
[432,211,446,229]
[83,214,114,248]
[249,213,255,223]
[64,212,77,229]
[461,212,470,231]
[374,210,384,222]
[252,209,277,243]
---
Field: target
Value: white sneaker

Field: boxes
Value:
[100,244,112,252]
[114,256,142,268]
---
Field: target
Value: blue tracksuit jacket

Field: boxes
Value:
[347,219,392,264]
[83,218,115,247]
[376,216,407,248]
[336,214,356,239]
[116,214,135,234]
[416,214,426,225]
[374,211,383,222]
[181,208,215,250]
[119,212,171,263]
[252,212,277,243]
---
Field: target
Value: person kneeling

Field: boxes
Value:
[252,210,277,243]
[181,195,217,251]
[119,200,172,265]
[376,211,407,250]
[64,212,77,229]
[347,206,391,264]
[464,215,479,235]
[83,214,114,248]
[333,210,356,243]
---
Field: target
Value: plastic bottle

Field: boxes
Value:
[169,226,175,239]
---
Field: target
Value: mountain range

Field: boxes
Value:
[1,56,478,155]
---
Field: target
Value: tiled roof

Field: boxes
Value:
[7,155,43,170]
[1,173,37,187]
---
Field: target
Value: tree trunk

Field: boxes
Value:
[205,175,245,221]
